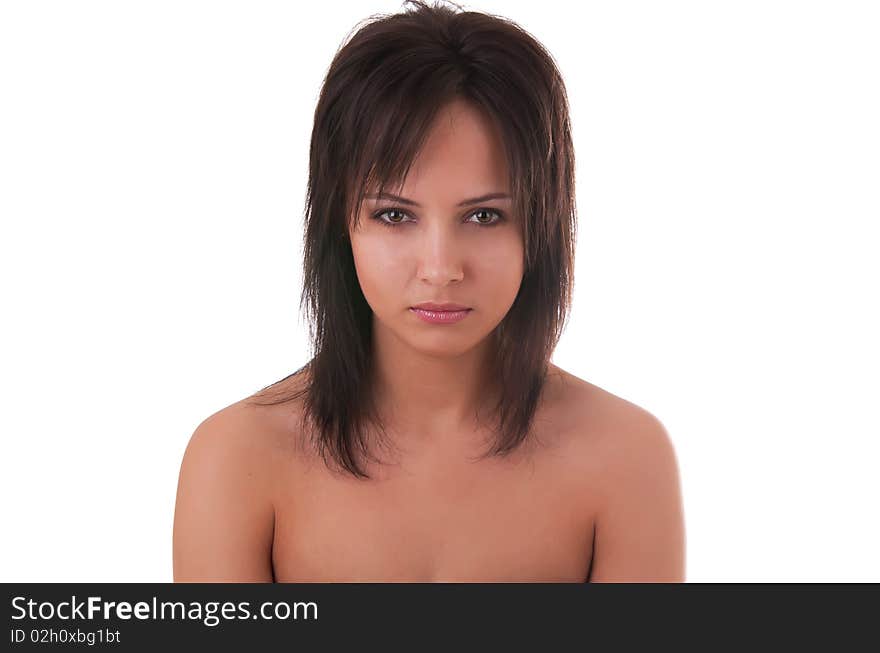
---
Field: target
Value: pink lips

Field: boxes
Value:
[410,302,472,324]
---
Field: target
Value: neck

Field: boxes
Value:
[369,316,500,444]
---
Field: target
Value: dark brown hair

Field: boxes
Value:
[250,0,577,479]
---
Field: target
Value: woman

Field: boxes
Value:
[173,0,685,583]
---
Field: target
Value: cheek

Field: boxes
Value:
[350,235,408,304]
[471,234,524,300]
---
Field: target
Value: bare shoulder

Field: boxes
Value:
[172,398,285,582]
[193,398,288,460]
[545,363,673,457]
[544,364,686,581]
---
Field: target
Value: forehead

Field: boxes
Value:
[385,99,510,197]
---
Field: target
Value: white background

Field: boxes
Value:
[1,0,878,582]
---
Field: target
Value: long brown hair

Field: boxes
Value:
[250,0,577,479]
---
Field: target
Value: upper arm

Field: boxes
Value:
[172,406,276,582]
[588,409,686,582]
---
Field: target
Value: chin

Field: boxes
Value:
[411,330,490,358]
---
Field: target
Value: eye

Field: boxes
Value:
[466,208,504,226]
[372,208,412,226]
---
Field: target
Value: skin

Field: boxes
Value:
[172,100,686,583]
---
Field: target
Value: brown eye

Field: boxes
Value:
[467,208,504,226]
[372,208,410,226]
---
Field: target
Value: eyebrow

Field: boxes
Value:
[363,192,512,208]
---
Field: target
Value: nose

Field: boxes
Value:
[416,221,464,286]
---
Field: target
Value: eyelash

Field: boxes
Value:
[370,207,506,228]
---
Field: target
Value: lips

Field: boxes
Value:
[409,303,472,324]
[410,302,471,311]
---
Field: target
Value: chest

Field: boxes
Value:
[270,453,595,582]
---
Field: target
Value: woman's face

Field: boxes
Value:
[349,99,524,358]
